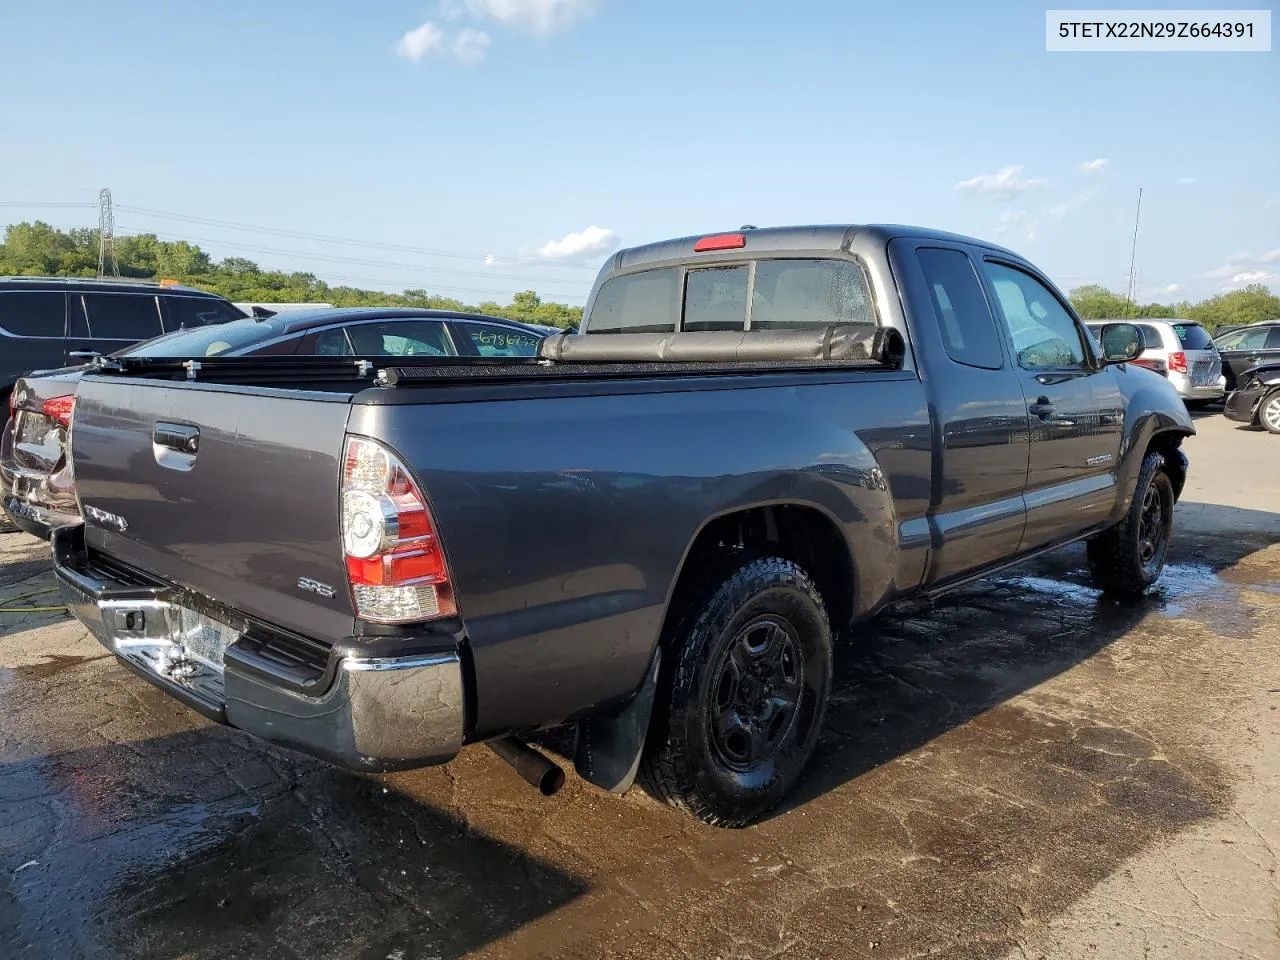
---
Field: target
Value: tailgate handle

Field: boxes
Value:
[153,422,200,470]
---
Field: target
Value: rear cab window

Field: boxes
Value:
[586,258,874,334]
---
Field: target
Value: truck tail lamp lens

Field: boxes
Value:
[41,395,75,429]
[340,435,456,623]
[1168,351,1188,374]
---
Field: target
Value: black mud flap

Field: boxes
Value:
[573,648,661,794]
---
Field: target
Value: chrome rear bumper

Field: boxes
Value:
[52,524,466,772]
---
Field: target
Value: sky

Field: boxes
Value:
[1,0,1276,306]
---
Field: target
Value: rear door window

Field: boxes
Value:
[587,268,679,333]
[683,265,749,331]
[82,293,163,341]
[915,248,1003,369]
[162,296,244,331]
[0,291,67,337]
[343,321,458,357]
[1172,323,1213,350]
[750,259,873,330]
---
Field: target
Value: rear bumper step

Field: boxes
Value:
[51,524,465,772]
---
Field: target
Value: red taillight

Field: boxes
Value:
[40,395,75,429]
[1168,351,1188,374]
[693,233,746,252]
[340,435,455,623]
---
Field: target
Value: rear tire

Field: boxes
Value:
[639,555,832,827]
[1260,391,1280,435]
[1087,452,1174,597]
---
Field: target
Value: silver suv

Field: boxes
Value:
[1088,318,1224,405]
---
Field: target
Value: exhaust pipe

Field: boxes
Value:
[488,737,566,796]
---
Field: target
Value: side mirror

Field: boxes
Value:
[1099,322,1142,363]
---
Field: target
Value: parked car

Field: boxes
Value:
[53,225,1193,827]
[2,307,548,538]
[1087,318,1223,406]
[1224,361,1280,434]
[1085,322,1167,377]
[0,277,246,405]
[1213,320,1280,391]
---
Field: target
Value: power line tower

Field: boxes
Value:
[97,188,120,278]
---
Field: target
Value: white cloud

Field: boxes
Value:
[396,21,445,61]
[1047,189,1097,223]
[1225,270,1274,287]
[464,0,596,35]
[439,0,467,19]
[482,254,497,266]
[954,165,1047,200]
[1260,249,1280,264]
[1144,282,1181,297]
[1079,158,1109,173]
[453,28,491,64]
[535,225,619,262]
[994,208,1036,242]
[1266,194,1280,209]
[1177,176,1196,185]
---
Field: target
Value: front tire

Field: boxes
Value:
[1260,391,1280,435]
[1087,452,1175,596]
[639,556,832,827]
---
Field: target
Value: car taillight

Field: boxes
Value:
[340,435,455,623]
[1168,351,1188,374]
[40,395,75,429]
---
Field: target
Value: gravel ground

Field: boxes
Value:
[1,412,1277,960]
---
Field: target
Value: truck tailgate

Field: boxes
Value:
[70,376,357,645]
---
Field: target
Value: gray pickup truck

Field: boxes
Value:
[53,225,1193,826]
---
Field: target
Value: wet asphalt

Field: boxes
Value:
[2,420,1278,959]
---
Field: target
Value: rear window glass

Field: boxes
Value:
[915,249,1003,369]
[751,259,874,330]
[0,292,66,337]
[125,317,280,358]
[1172,323,1212,349]
[684,265,749,331]
[163,296,244,331]
[588,268,679,333]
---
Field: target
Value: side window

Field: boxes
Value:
[82,294,163,341]
[915,249,1004,369]
[1268,327,1280,349]
[1136,324,1164,351]
[1222,327,1273,351]
[981,262,1086,370]
[750,259,873,330]
[587,268,679,333]
[310,328,354,356]
[0,292,67,337]
[162,296,243,332]
[683,265,749,331]
[456,323,543,357]
[343,321,457,357]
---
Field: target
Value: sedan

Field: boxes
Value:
[1,308,551,538]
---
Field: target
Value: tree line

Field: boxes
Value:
[4,220,1278,332]
[0,221,584,329]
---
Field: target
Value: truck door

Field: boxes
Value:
[977,259,1123,550]
[890,241,1030,584]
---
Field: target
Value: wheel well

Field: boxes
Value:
[666,504,855,633]
[1147,431,1188,501]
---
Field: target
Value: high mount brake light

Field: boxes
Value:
[340,435,456,623]
[1168,351,1188,374]
[693,233,746,252]
[41,395,75,429]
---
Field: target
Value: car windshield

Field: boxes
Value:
[120,318,280,358]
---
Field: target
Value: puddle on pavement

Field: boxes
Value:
[997,559,1261,639]
[12,653,107,680]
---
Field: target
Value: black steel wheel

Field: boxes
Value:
[1088,451,1175,596]
[639,555,832,827]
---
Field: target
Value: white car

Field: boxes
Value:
[1088,318,1225,406]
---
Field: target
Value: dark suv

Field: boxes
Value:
[0,277,245,403]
